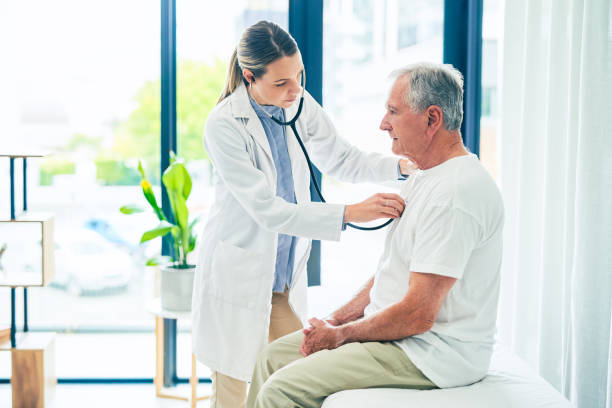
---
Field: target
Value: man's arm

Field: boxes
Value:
[300,272,456,356]
[339,272,456,343]
[326,276,374,325]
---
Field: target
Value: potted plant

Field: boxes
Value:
[120,153,199,311]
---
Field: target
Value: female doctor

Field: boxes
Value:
[192,21,414,408]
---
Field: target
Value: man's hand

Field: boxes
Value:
[300,318,344,357]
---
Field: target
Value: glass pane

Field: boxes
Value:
[0,221,44,286]
[311,0,444,317]
[177,0,288,166]
[480,0,502,181]
[175,0,288,378]
[0,0,160,378]
[176,0,288,265]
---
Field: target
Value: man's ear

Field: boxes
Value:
[242,69,255,84]
[426,106,444,135]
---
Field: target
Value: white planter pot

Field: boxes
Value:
[160,265,195,312]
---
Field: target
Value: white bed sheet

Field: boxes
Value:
[322,345,572,408]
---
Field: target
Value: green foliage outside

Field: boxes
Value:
[39,157,75,186]
[111,59,226,184]
[177,59,226,162]
[38,59,225,186]
[94,153,141,186]
[112,78,161,183]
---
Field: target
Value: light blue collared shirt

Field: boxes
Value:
[250,99,297,293]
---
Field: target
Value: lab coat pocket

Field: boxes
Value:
[210,240,264,310]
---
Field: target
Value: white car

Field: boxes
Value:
[52,229,134,296]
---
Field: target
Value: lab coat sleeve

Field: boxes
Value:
[303,91,399,183]
[204,115,345,241]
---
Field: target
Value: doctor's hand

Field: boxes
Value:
[344,193,405,223]
[300,318,344,357]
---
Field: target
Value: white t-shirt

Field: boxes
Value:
[364,154,504,388]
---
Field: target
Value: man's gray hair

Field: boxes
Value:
[391,63,464,131]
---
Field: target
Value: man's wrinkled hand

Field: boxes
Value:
[300,317,344,357]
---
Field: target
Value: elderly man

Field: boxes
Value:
[246,62,504,408]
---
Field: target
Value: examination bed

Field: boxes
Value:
[322,345,571,408]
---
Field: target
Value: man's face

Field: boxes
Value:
[379,77,430,161]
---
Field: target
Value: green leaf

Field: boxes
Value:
[187,215,201,254]
[140,221,175,243]
[139,179,165,221]
[160,156,196,265]
[188,231,197,253]
[120,204,145,215]
[137,159,146,179]
[189,215,202,230]
[171,193,189,231]
[145,256,173,266]
[162,161,192,200]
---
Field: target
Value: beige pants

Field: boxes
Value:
[247,330,437,408]
[210,291,303,408]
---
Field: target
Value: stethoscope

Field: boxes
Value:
[248,72,393,231]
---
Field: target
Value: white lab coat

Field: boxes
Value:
[191,83,399,381]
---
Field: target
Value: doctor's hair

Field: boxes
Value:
[217,20,298,104]
[391,63,464,131]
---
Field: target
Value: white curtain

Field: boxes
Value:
[498,0,612,407]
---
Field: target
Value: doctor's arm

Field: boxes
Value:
[300,272,456,356]
[204,118,404,241]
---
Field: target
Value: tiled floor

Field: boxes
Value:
[0,382,213,408]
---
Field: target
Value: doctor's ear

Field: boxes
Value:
[242,69,256,84]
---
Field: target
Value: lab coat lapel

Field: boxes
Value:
[229,84,273,161]
[230,85,308,201]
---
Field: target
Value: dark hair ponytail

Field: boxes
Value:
[217,21,298,104]
[217,48,244,103]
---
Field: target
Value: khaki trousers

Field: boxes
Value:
[246,330,437,408]
[210,291,303,408]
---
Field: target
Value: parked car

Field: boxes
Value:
[51,228,134,296]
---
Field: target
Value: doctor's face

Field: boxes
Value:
[246,52,304,109]
[380,77,430,162]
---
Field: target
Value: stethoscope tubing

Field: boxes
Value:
[269,97,394,231]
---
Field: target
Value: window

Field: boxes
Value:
[176,0,288,259]
[480,0,502,181]
[310,0,444,317]
[175,0,288,379]
[0,0,161,378]
[0,0,485,382]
